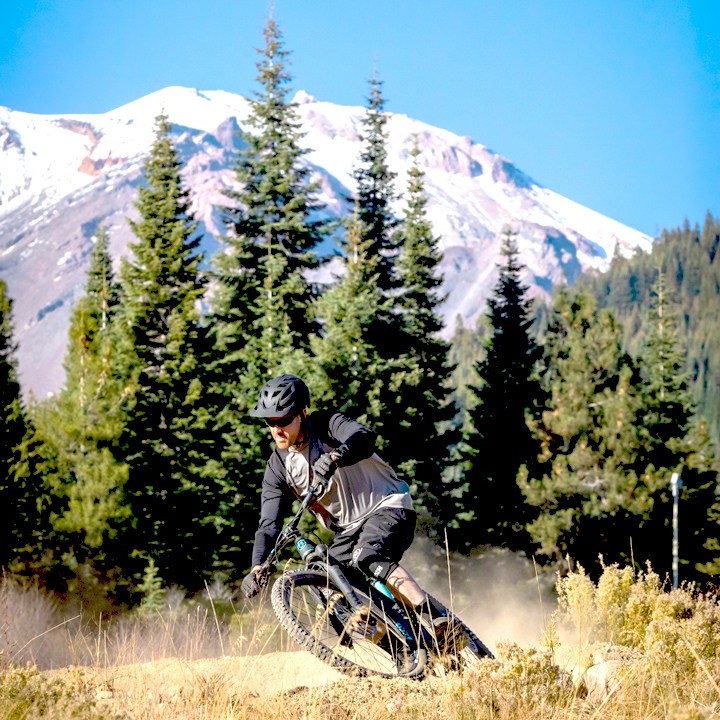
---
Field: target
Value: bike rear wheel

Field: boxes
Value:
[271,568,427,679]
[451,617,494,668]
[425,596,494,668]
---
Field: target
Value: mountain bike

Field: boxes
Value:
[254,489,494,679]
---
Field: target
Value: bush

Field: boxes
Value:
[0,665,109,720]
[554,562,720,713]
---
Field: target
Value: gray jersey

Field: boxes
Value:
[283,439,412,533]
[250,411,413,567]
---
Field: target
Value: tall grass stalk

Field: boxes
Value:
[204,580,225,657]
[442,528,455,615]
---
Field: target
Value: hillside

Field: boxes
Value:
[577,212,720,446]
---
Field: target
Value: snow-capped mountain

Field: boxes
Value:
[0,86,652,397]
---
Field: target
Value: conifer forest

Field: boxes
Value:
[1,18,719,612]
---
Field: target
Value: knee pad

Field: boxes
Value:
[351,545,398,582]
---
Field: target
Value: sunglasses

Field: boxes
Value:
[264,415,296,428]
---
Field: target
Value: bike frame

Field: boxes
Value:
[259,489,435,652]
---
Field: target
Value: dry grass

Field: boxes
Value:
[0,562,718,719]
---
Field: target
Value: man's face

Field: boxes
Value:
[267,412,304,449]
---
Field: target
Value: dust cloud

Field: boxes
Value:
[401,535,558,653]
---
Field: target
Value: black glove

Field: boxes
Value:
[312,452,338,495]
[241,569,267,599]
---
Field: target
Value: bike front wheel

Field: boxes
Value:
[271,568,427,679]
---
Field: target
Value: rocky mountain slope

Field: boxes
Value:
[0,86,652,396]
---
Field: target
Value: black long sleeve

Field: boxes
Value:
[310,411,377,466]
[251,451,293,567]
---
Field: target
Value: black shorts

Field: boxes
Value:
[328,508,416,569]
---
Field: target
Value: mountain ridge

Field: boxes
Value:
[0,86,653,397]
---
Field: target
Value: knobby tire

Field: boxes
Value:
[425,593,494,668]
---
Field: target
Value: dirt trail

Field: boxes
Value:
[50,650,346,708]
[109,651,344,698]
[48,649,474,719]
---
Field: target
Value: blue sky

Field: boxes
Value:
[1,0,718,237]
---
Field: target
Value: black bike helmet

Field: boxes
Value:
[249,374,310,418]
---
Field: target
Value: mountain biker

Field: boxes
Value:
[241,373,462,650]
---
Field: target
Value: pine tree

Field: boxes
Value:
[448,315,489,414]
[352,73,399,294]
[458,229,541,552]
[208,16,329,570]
[390,141,459,528]
[115,114,215,592]
[312,205,387,416]
[28,227,130,600]
[518,291,649,575]
[216,16,326,359]
[576,215,720,581]
[635,271,719,582]
[336,71,407,450]
[0,284,62,588]
[0,280,30,567]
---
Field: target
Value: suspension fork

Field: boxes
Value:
[304,544,366,612]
